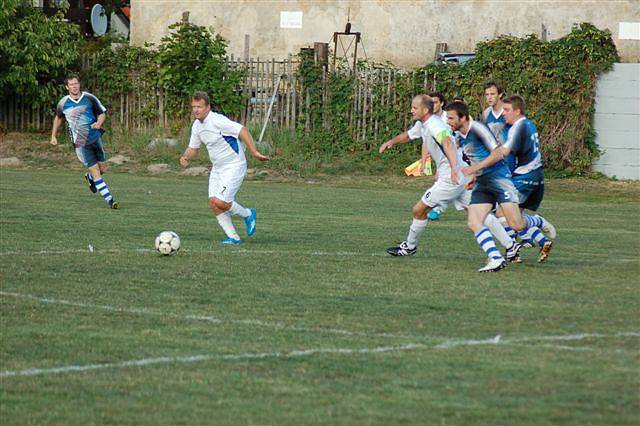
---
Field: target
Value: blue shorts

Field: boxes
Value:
[75,139,106,168]
[513,170,545,211]
[470,172,520,205]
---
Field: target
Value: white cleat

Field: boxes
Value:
[478,257,507,273]
[537,215,556,239]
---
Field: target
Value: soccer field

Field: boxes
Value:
[1,169,638,425]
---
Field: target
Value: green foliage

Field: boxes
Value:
[157,22,243,118]
[293,23,618,175]
[0,0,81,107]
[419,23,619,173]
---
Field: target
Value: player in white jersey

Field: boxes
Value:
[180,92,269,244]
[379,95,519,259]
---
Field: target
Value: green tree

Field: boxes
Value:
[157,21,243,118]
[0,0,81,107]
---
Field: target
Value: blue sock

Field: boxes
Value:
[530,227,548,247]
[475,227,503,260]
[94,178,113,203]
[504,226,517,240]
[523,214,543,229]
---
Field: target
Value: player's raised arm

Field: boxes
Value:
[180,147,199,167]
[379,131,410,154]
[238,127,269,161]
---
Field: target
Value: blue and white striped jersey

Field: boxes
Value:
[482,106,507,144]
[503,117,543,175]
[457,120,509,177]
[55,92,106,147]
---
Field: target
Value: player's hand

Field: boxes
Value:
[50,136,58,146]
[461,166,474,176]
[379,140,393,154]
[465,174,476,190]
[451,169,458,185]
[179,156,189,167]
[91,123,101,130]
[252,151,270,162]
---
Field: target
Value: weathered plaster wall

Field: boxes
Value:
[131,0,639,67]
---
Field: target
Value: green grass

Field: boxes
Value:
[1,169,638,425]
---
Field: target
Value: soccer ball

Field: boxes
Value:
[155,231,181,256]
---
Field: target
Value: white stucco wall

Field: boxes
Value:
[130,0,639,68]
[593,63,640,180]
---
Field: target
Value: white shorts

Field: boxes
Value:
[208,163,247,202]
[421,176,471,211]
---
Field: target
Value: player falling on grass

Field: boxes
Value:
[500,95,556,262]
[50,74,118,209]
[379,95,519,262]
[446,101,547,271]
[180,91,269,244]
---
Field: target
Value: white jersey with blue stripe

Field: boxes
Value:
[189,111,245,169]
[503,116,543,175]
[457,120,509,177]
[407,115,463,181]
[55,92,106,147]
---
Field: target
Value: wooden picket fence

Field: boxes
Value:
[1,55,437,144]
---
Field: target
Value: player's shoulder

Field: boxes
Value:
[426,114,447,132]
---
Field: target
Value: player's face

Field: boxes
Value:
[432,97,443,114]
[447,110,463,131]
[65,78,80,97]
[191,99,211,121]
[503,103,520,125]
[411,99,427,121]
[484,87,500,107]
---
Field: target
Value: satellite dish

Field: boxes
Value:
[90,4,108,36]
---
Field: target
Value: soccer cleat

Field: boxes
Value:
[386,241,417,257]
[478,257,507,272]
[537,215,557,239]
[85,173,97,193]
[108,199,119,209]
[538,240,553,263]
[221,237,242,245]
[427,210,441,221]
[505,242,522,263]
[244,208,257,236]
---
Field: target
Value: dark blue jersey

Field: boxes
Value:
[457,120,510,177]
[503,117,543,175]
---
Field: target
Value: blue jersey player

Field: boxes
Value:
[50,75,118,209]
[445,101,528,272]
[502,95,556,262]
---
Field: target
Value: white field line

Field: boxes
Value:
[1,248,638,264]
[0,248,385,257]
[0,291,417,340]
[2,333,638,379]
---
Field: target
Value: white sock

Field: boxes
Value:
[406,218,428,248]
[216,212,240,240]
[229,201,251,218]
[485,214,514,248]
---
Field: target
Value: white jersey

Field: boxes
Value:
[189,111,245,169]
[407,115,464,182]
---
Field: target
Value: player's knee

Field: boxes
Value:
[99,162,107,173]
[412,203,428,220]
[210,198,231,212]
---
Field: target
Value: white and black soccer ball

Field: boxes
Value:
[155,231,181,255]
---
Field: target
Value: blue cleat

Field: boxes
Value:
[221,237,242,245]
[244,208,257,236]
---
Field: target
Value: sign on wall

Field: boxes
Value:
[280,11,303,29]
